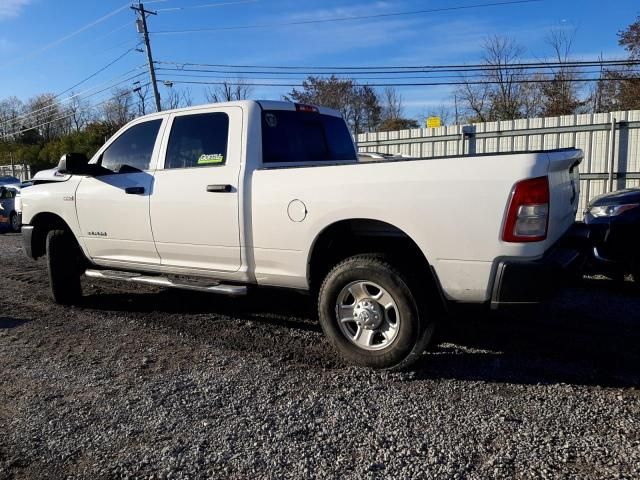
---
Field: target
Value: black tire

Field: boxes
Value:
[632,258,640,286]
[9,212,20,233]
[318,255,436,370]
[46,229,83,305]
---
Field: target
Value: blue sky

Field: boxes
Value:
[0,0,638,120]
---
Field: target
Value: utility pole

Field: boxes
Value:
[132,2,162,112]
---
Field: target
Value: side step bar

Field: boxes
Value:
[84,269,248,297]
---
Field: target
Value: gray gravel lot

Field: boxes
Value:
[0,231,639,479]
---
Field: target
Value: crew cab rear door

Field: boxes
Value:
[149,107,242,272]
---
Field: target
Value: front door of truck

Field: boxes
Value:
[149,107,242,272]
[76,118,166,265]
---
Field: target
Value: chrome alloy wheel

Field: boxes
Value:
[335,280,401,351]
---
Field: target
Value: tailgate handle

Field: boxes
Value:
[207,184,233,193]
[125,186,145,195]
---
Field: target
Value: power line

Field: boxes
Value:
[153,59,640,74]
[154,68,639,82]
[156,0,259,12]
[154,64,640,78]
[2,2,134,69]
[57,46,140,98]
[156,76,640,89]
[1,85,150,140]
[0,70,147,129]
[150,0,542,34]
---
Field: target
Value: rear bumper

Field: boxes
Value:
[490,223,591,309]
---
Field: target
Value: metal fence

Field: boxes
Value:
[0,163,31,182]
[357,110,640,215]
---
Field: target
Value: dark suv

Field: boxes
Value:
[584,188,640,282]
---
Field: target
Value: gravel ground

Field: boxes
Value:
[0,231,639,479]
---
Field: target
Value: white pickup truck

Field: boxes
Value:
[21,100,586,369]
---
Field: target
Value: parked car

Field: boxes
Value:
[0,185,21,232]
[21,100,585,369]
[358,152,414,162]
[584,187,640,281]
[0,175,20,187]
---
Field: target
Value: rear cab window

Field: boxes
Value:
[261,109,357,164]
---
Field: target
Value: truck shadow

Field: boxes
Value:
[80,277,640,388]
[415,279,640,388]
[0,316,32,329]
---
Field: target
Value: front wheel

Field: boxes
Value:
[46,229,83,305]
[318,255,435,369]
[9,212,20,233]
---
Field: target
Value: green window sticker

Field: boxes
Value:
[198,153,224,165]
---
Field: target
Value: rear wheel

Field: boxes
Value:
[46,229,83,305]
[318,255,435,369]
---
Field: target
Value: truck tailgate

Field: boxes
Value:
[546,149,582,246]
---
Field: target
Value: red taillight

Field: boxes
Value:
[295,103,319,113]
[503,176,550,243]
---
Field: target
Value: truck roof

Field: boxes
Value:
[135,100,343,121]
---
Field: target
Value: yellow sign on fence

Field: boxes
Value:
[426,116,441,129]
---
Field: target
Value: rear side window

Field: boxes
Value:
[101,120,162,173]
[262,110,357,163]
[166,113,229,169]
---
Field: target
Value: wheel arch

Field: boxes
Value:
[306,218,443,306]
[28,212,74,259]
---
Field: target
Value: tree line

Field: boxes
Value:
[0,15,638,173]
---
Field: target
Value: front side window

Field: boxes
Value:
[100,120,162,173]
[165,112,229,169]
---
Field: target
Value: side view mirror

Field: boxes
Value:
[57,153,89,175]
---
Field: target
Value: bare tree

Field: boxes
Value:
[162,86,194,110]
[24,93,69,142]
[181,88,194,107]
[67,93,92,132]
[205,79,254,103]
[484,36,526,120]
[519,73,545,118]
[456,36,530,122]
[592,16,640,112]
[0,96,24,139]
[618,14,640,59]
[101,88,134,128]
[540,28,585,116]
[455,79,491,122]
[133,83,150,117]
[382,87,403,121]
